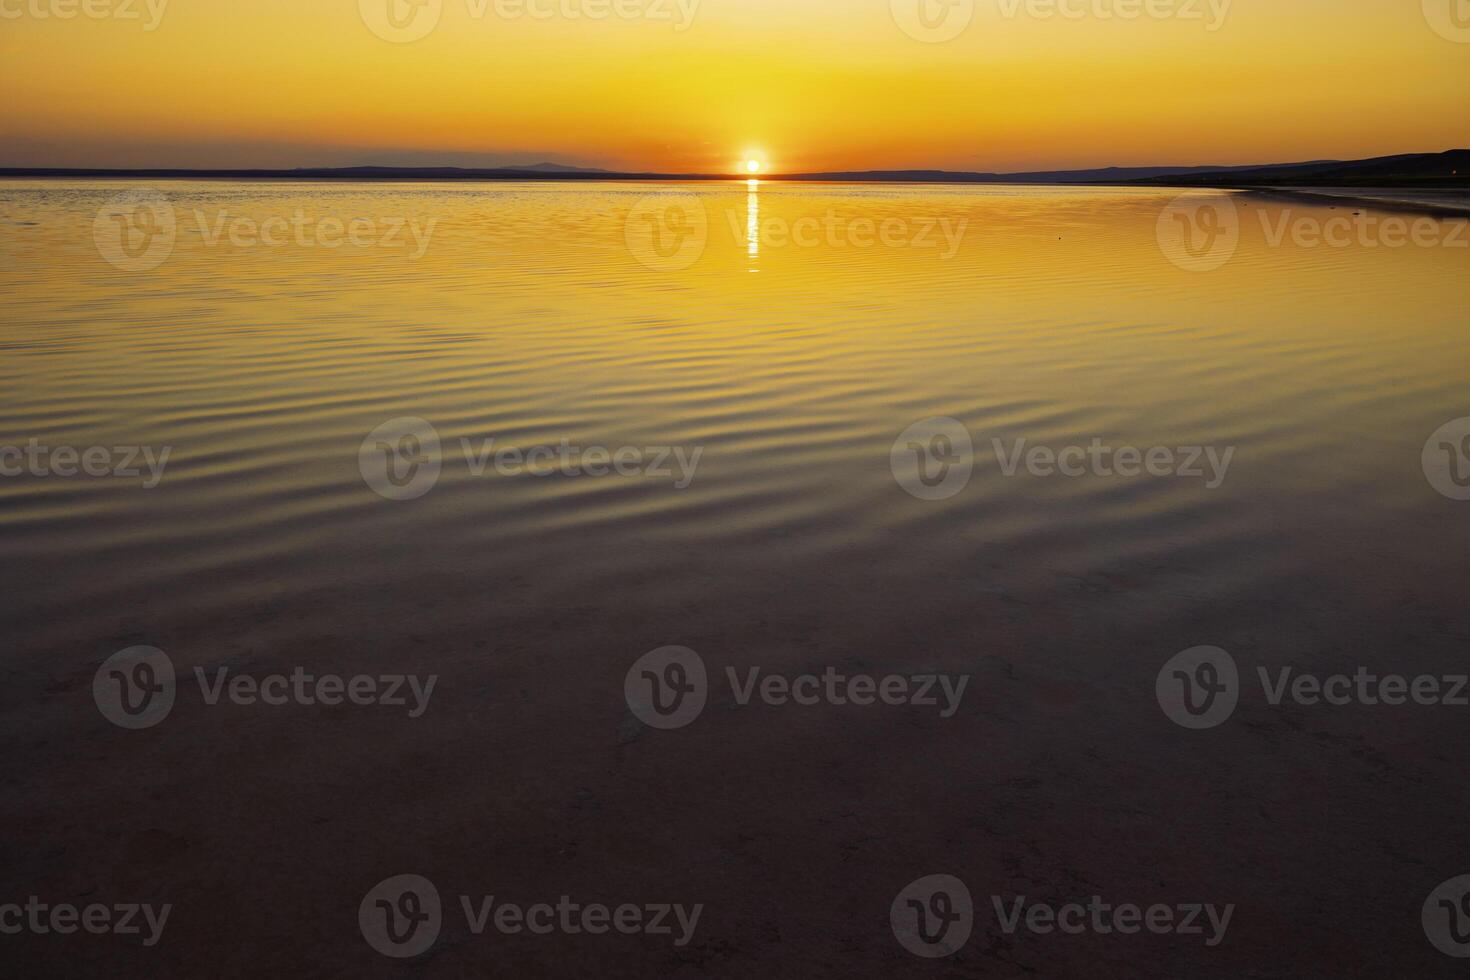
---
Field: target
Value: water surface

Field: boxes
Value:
[1,180,1466,977]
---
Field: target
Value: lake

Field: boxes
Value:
[1,180,1467,976]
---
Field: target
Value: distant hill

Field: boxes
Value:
[780,163,1337,184]
[516,162,611,174]
[1141,150,1470,189]
[2,152,1465,187]
[0,165,628,181]
[0,163,1327,183]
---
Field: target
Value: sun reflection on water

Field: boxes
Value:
[746,178,760,268]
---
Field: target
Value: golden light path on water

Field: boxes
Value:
[747,180,760,265]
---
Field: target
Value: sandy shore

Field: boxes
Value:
[1256,186,1470,216]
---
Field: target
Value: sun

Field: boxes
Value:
[745,159,762,174]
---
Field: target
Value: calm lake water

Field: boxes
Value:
[2,180,1467,977]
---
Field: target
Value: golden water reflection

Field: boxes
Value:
[747,178,760,266]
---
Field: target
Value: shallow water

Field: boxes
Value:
[2,180,1467,976]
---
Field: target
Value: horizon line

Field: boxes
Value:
[1,149,1466,187]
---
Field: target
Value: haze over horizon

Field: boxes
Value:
[4,0,1468,174]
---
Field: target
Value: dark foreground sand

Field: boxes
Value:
[4,559,1468,979]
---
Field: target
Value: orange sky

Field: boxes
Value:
[2,0,1467,172]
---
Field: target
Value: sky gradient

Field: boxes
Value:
[3,0,1468,172]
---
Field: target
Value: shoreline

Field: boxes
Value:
[2,165,1467,194]
[4,170,1468,218]
[1241,186,1470,217]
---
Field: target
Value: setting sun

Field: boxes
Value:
[746,160,763,174]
